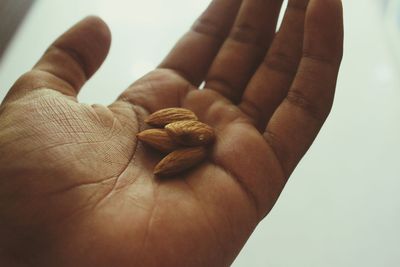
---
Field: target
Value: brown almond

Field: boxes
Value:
[137,129,178,152]
[154,147,207,176]
[165,120,215,146]
[145,108,198,127]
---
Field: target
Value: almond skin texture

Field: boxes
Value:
[165,120,215,146]
[154,147,207,176]
[145,108,198,127]
[137,129,178,152]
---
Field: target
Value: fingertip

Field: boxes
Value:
[304,0,344,63]
[84,16,113,70]
[79,15,112,49]
[307,0,343,23]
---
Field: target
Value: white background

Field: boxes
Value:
[1,0,400,266]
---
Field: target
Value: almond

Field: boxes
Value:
[137,129,178,152]
[145,108,198,127]
[154,147,207,176]
[165,120,215,146]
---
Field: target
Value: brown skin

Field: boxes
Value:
[0,0,343,266]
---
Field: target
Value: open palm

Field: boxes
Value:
[0,0,343,266]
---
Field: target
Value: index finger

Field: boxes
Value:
[159,0,242,85]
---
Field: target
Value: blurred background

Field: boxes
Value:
[0,0,399,266]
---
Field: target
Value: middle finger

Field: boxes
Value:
[204,0,284,103]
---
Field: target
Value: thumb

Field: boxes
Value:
[5,16,111,102]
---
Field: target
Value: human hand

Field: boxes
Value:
[0,0,343,266]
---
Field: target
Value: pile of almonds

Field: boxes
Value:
[137,108,215,177]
